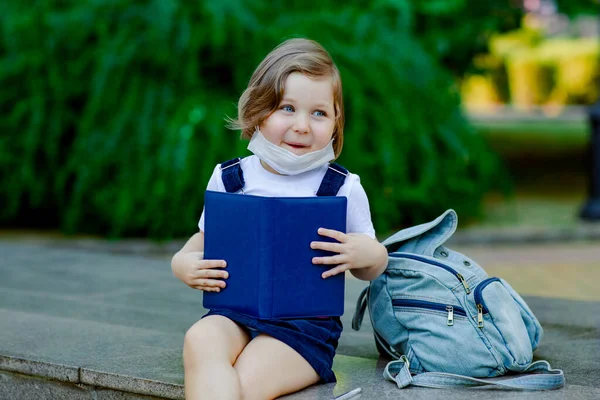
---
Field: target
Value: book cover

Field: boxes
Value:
[203,190,347,319]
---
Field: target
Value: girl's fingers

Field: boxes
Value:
[200,259,227,269]
[317,228,346,243]
[312,254,346,265]
[322,264,350,279]
[193,279,226,290]
[310,241,343,253]
[195,269,229,280]
[195,285,220,292]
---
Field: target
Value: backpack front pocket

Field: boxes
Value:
[389,253,473,294]
[392,297,503,377]
[473,278,534,369]
[392,299,467,326]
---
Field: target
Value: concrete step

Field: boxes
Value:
[1,242,600,399]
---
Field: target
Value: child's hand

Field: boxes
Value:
[171,251,228,292]
[310,228,387,280]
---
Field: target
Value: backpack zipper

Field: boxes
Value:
[389,253,472,294]
[392,299,467,326]
[473,277,501,328]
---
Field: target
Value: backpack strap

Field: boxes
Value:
[351,286,369,331]
[316,163,348,197]
[220,158,245,193]
[384,357,565,391]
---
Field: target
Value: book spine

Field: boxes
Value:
[259,198,274,319]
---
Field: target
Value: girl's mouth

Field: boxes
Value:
[285,142,308,149]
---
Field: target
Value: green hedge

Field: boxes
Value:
[0,1,509,238]
[411,0,522,76]
[555,0,600,16]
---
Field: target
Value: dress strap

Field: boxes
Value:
[220,158,245,193]
[316,163,348,196]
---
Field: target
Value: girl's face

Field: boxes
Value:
[260,72,336,156]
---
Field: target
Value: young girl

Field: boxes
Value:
[171,38,388,400]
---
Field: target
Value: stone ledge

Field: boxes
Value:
[5,355,600,400]
[0,355,184,400]
[0,369,167,400]
[2,240,599,400]
[80,369,183,400]
[0,355,79,383]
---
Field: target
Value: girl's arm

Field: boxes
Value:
[311,229,388,281]
[178,231,205,253]
[171,232,229,291]
[346,234,388,281]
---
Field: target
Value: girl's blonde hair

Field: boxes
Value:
[228,38,344,158]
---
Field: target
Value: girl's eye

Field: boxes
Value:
[313,110,327,117]
[281,105,294,112]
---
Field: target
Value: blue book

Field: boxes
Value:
[203,190,347,319]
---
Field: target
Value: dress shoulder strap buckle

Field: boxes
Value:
[220,157,245,193]
[316,162,348,197]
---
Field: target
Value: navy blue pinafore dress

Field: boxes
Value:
[202,158,348,383]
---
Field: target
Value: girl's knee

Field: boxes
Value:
[183,316,249,365]
[184,321,223,359]
[183,325,207,357]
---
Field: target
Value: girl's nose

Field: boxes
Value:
[293,114,310,134]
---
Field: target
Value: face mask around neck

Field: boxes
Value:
[246,128,335,175]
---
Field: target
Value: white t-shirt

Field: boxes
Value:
[198,155,376,238]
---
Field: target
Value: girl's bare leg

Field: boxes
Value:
[233,334,321,400]
[183,315,251,400]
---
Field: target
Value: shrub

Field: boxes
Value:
[0,0,508,238]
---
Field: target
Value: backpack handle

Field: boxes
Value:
[384,357,565,391]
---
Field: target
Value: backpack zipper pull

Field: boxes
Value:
[446,305,454,326]
[477,304,484,328]
[457,273,471,294]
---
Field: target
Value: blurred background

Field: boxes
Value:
[1,0,599,240]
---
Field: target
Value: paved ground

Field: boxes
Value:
[0,236,599,399]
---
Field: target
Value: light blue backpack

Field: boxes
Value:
[352,209,565,390]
